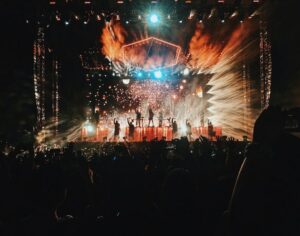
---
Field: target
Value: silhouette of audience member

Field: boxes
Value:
[226,107,300,236]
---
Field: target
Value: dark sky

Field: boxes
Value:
[269,0,300,108]
[0,0,299,141]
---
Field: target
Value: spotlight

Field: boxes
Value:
[154,70,162,79]
[83,20,88,25]
[65,21,70,26]
[122,78,130,85]
[87,125,94,133]
[137,71,143,78]
[150,14,159,23]
[125,20,129,24]
[221,19,225,23]
[183,68,189,76]
[179,20,183,23]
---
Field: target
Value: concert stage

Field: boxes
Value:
[81,126,222,142]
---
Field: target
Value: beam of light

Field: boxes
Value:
[202,22,261,139]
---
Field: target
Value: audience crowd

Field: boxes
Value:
[0,107,299,236]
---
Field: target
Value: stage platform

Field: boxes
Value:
[81,126,222,142]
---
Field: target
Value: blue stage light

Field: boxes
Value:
[150,14,159,23]
[154,70,162,79]
[137,71,143,77]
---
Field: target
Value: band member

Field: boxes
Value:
[148,106,154,127]
[167,117,172,127]
[127,118,135,140]
[135,108,142,127]
[186,119,192,140]
[158,111,163,127]
[114,118,120,141]
[208,120,214,140]
[200,112,205,127]
[172,118,178,138]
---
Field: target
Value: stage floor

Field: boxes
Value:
[81,126,222,142]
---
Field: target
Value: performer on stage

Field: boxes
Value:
[167,117,172,127]
[127,118,135,140]
[186,119,192,140]
[113,118,120,141]
[135,108,142,127]
[208,119,214,140]
[148,106,154,127]
[158,111,163,128]
[172,118,178,138]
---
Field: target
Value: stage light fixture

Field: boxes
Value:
[154,70,162,79]
[65,21,70,26]
[150,14,159,24]
[183,68,189,76]
[84,121,95,134]
[122,78,130,85]
[137,71,143,77]
[87,125,94,133]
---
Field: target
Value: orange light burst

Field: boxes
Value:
[101,22,127,61]
[188,23,223,71]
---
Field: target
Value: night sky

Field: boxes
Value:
[0,0,299,143]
